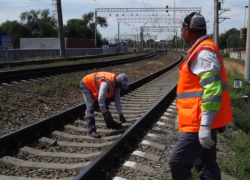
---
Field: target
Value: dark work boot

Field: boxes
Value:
[88,131,101,138]
[103,111,124,129]
[86,117,100,138]
[106,121,123,129]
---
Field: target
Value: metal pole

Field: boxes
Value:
[214,0,219,46]
[118,23,120,52]
[95,11,97,47]
[227,38,228,52]
[175,32,177,50]
[134,35,135,49]
[245,6,248,28]
[140,27,143,50]
[245,1,250,81]
[56,0,65,56]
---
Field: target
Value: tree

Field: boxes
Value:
[20,9,58,37]
[102,38,109,45]
[64,12,108,47]
[0,20,30,48]
[219,28,245,49]
[63,19,86,38]
[0,10,108,48]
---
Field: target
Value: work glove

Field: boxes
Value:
[174,115,179,131]
[198,125,215,149]
[119,114,127,123]
[102,111,115,123]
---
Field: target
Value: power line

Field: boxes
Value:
[206,4,214,22]
[92,0,105,8]
[224,2,245,8]
[0,4,51,9]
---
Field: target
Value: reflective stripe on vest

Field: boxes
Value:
[177,82,227,99]
[94,72,115,95]
[178,43,227,99]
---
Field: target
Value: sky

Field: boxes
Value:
[0,0,249,41]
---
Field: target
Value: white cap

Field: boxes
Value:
[116,73,129,90]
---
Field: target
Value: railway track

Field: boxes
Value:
[0,52,132,69]
[0,52,156,84]
[0,52,183,180]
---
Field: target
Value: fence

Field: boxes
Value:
[0,45,128,61]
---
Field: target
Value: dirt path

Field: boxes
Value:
[224,61,245,76]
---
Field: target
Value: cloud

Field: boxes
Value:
[0,0,248,40]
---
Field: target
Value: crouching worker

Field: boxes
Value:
[80,71,129,138]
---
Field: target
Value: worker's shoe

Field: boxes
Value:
[88,131,101,138]
[102,111,116,125]
[106,121,123,129]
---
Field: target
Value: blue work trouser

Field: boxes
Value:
[79,80,111,132]
[169,130,221,180]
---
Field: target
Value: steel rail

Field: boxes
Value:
[71,54,183,180]
[0,52,182,158]
[0,51,156,84]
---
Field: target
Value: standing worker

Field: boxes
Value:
[169,12,233,180]
[80,71,128,138]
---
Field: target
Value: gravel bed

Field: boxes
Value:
[0,52,179,136]
[137,144,163,157]
[52,134,113,144]
[16,153,90,164]
[0,166,78,179]
[62,128,120,137]
[36,145,105,154]
[107,129,176,180]
[144,135,171,146]
[23,140,106,154]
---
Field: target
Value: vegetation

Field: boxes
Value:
[211,57,250,180]
[169,28,246,50]
[217,65,250,180]
[224,57,245,67]
[0,9,108,48]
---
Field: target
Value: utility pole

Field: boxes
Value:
[56,0,65,56]
[245,6,249,28]
[140,27,144,50]
[245,2,250,81]
[213,1,230,47]
[134,35,136,49]
[118,23,120,52]
[214,0,219,46]
[95,11,97,47]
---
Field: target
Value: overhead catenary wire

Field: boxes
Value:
[92,0,105,8]
[0,4,51,9]
[224,2,245,8]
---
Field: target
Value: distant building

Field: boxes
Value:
[0,35,12,49]
[20,38,95,49]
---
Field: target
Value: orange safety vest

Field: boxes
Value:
[83,72,116,101]
[177,37,233,132]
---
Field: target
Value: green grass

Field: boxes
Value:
[32,83,51,96]
[224,57,245,66]
[217,66,250,180]
[217,131,250,180]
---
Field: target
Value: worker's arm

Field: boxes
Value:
[98,81,109,113]
[114,89,122,115]
[190,49,222,126]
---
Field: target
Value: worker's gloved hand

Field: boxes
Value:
[119,114,127,123]
[174,115,179,131]
[198,125,215,149]
[102,111,114,123]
